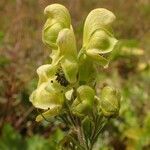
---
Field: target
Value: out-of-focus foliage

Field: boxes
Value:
[0,124,24,150]
[0,0,150,149]
[0,123,64,150]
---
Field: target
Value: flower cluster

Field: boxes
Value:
[30,4,120,123]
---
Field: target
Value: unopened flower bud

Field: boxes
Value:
[99,86,120,117]
[71,85,95,117]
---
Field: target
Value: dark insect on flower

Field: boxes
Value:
[55,67,69,87]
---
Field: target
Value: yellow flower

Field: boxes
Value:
[30,82,64,122]
[57,28,78,83]
[42,4,71,49]
[30,64,67,121]
[83,8,118,67]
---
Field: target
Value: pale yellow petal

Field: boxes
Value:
[83,8,116,46]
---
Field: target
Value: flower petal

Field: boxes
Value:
[36,64,57,86]
[86,30,118,53]
[57,28,77,59]
[83,8,116,46]
[86,49,109,67]
[57,28,78,83]
[36,106,61,122]
[61,59,78,84]
[30,82,64,110]
[42,4,71,49]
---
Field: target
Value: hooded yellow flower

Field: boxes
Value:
[42,4,71,49]
[30,64,66,121]
[83,8,118,67]
[57,28,78,84]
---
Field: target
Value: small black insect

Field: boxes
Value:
[55,67,69,87]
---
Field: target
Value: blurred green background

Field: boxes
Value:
[0,0,150,149]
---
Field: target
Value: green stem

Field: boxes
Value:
[90,118,107,149]
[76,118,89,150]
